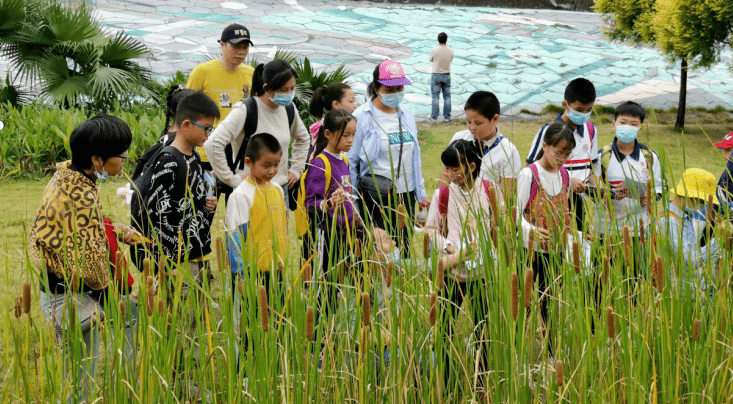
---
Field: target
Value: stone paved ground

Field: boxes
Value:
[4,0,733,120]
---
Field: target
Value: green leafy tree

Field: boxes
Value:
[595,0,733,129]
[0,0,155,111]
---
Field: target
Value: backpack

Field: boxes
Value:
[130,133,176,182]
[600,142,657,183]
[525,163,570,211]
[224,97,296,173]
[295,153,348,239]
[437,179,495,238]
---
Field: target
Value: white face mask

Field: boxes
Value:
[94,168,109,181]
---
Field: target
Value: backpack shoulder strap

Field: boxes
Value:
[559,166,570,189]
[286,103,295,128]
[230,97,259,172]
[639,143,654,166]
[342,154,349,166]
[526,163,541,210]
[438,185,450,217]
[482,179,494,198]
[316,154,332,195]
[585,121,595,144]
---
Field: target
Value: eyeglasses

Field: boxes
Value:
[114,153,128,162]
[190,121,215,134]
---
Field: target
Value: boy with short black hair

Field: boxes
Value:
[225,133,287,357]
[526,77,600,230]
[143,92,220,279]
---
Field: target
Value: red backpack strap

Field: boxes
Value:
[438,185,450,217]
[526,163,541,210]
[585,121,595,144]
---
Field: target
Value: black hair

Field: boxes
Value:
[309,83,352,118]
[174,92,220,126]
[366,64,384,100]
[441,139,482,181]
[438,32,447,44]
[312,109,356,159]
[564,78,596,105]
[251,59,298,97]
[464,91,500,120]
[245,132,282,162]
[70,114,133,170]
[614,101,646,123]
[534,122,576,162]
[161,84,196,137]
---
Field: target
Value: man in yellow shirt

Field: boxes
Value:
[187,23,255,168]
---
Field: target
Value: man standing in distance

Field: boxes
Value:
[187,23,255,170]
[429,32,454,123]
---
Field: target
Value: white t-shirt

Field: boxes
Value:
[516,164,565,249]
[450,128,521,183]
[526,119,600,182]
[372,108,416,194]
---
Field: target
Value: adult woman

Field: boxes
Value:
[28,115,140,399]
[204,59,310,203]
[349,59,429,256]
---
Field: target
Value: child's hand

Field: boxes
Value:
[536,227,550,242]
[327,189,349,209]
[205,196,218,212]
[612,184,628,200]
[570,178,587,193]
[118,225,146,246]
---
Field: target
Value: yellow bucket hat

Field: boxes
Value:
[671,168,719,204]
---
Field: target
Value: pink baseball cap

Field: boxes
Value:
[377,60,411,86]
[715,131,733,149]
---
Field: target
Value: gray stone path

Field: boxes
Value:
[3,0,733,120]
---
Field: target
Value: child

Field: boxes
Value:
[655,168,720,295]
[424,139,496,389]
[714,131,733,209]
[526,78,600,231]
[142,92,219,280]
[304,109,358,320]
[598,101,662,277]
[226,133,287,353]
[446,91,521,198]
[517,122,574,331]
[308,83,357,162]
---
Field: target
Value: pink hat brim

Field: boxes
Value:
[378,77,411,86]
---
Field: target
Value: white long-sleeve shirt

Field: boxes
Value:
[204,97,310,188]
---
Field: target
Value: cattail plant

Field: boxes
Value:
[706,194,714,224]
[259,285,269,332]
[693,319,701,341]
[354,238,361,257]
[646,179,653,217]
[306,306,315,340]
[157,299,165,317]
[639,218,645,245]
[158,255,166,286]
[654,255,665,292]
[22,282,31,314]
[527,229,535,264]
[524,268,533,309]
[146,276,155,316]
[572,240,580,274]
[237,279,245,296]
[555,360,564,387]
[143,257,150,280]
[511,273,519,321]
[71,270,80,291]
[119,301,126,321]
[114,251,124,285]
[436,259,445,291]
[428,291,437,327]
[423,232,430,258]
[397,204,406,229]
[606,307,615,340]
[302,260,312,286]
[216,237,225,273]
[602,255,610,284]
[13,297,21,319]
[362,293,371,327]
[623,225,631,266]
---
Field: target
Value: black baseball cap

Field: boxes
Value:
[219,23,253,46]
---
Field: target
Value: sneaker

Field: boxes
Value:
[426,117,438,123]
[444,118,452,124]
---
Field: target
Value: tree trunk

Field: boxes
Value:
[675,58,688,130]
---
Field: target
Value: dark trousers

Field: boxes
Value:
[570,192,585,231]
[441,278,490,387]
[360,189,416,257]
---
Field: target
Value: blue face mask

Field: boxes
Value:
[567,109,592,126]
[271,91,295,107]
[615,125,640,143]
[380,91,404,108]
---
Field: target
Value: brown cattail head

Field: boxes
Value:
[22,282,31,314]
[423,232,431,258]
[70,271,80,292]
[397,204,406,229]
[157,299,165,316]
[572,240,580,274]
[554,360,564,387]
[488,185,499,222]
[115,251,124,284]
[119,301,126,320]
[646,179,653,217]
[362,292,372,327]
[602,255,610,284]
[158,256,166,286]
[354,238,362,257]
[623,226,631,266]
[14,297,22,319]
[302,261,312,285]
[524,268,534,308]
[527,229,535,264]
[258,285,269,332]
[306,306,315,340]
[511,273,519,321]
[386,261,393,288]
[639,219,646,245]
[428,291,438,327]
[654,255,665,292]
[606,307,615,340]
[216,237,225,273]
[706,194,714,224]
[693,319,701,341]
[142,258,150,280]
[146,276,155,316]
[436,259,445,291]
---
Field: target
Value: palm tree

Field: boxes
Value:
[0,0,154,111]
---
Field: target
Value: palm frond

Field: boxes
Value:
[0,0,26,42]
[100,31,150,66]
[42,2,101,44]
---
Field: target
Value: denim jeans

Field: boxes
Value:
[431,74,451,119]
